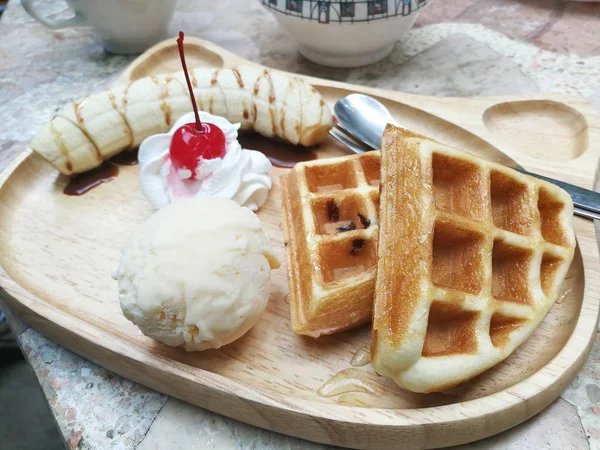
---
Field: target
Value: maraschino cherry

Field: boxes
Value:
[169,32,226,179]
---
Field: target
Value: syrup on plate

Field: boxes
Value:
[63,162,119,196]
[350,346,371,367]
[317,368,380,398]
[110,148,139,165]
[238,132,318,168]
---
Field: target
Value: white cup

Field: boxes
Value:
[22,0,177,55]
[261,0,430,68]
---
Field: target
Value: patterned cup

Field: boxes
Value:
[261,0,429,67]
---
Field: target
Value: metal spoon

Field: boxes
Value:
[334,94,395,150]
[330,93,600,221]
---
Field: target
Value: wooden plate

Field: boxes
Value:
[1,38,599,449]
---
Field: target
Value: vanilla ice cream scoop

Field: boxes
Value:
[115,197,280,351]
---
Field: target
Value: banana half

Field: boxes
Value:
[31,66,333,175]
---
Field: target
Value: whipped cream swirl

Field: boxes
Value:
[138,112,272,211]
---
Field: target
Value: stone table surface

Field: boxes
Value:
[1,0,600,448]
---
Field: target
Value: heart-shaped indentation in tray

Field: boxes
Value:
[483,100,589,161]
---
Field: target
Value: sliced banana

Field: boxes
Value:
[30,117,101,175]
[30,66,333,175]
[56,91,132,159]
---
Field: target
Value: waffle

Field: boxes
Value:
[371,125,576,393]
[281,152,381,337]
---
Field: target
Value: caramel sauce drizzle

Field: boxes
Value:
[187,69,201,109]
[210,69,220,85]
[232,68,244,88]
[252,75,263,128]
[108,91,134,147]
[49,120,74,173]
[279,78,295,139]
[70,98,103,162]
[264,70,278,136]
[122,82,131,106]
[151,76,172,127]
[73,100,85,124]
[52,66,317,180]
[296,79,304,140]
[251,70,279,135]
[168,73,199,114]
[319,97,326,129]
[210,68,231,118]
[161,102,172,126]
[162,76,173,126]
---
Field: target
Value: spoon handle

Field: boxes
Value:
[329,123,600,221]
[573,207,600,221]
[329,127,368,154]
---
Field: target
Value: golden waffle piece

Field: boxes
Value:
[372,125,576,393]
[281,152,381,337]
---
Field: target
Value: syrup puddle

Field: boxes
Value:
[317,368,380,398]
[556,288,573,304]
[64,148,139,196]
[110,148,139,165]
[63,162,119,196]
[238,132,318,168]
[556,275,576,304]
[350,346,370,367]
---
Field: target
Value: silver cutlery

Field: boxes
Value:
[329,93,600,221]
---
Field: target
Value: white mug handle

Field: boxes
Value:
[21,0,86,29]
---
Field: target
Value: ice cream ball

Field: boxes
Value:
[115,197,280,351]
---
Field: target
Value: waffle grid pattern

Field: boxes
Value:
[281,152,381,337]
[419,146,572,355]
[372,128,576,392]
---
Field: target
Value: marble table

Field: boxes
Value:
[1,0,600,448]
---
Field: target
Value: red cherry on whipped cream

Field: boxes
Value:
[170,31,226,179]
[169,123,226,178]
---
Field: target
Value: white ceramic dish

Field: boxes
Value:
[261,0,429,67]
[22,0,177,55]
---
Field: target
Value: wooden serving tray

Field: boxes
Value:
[1,38,599,449]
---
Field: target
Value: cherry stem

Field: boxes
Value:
[176,31,202,132]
